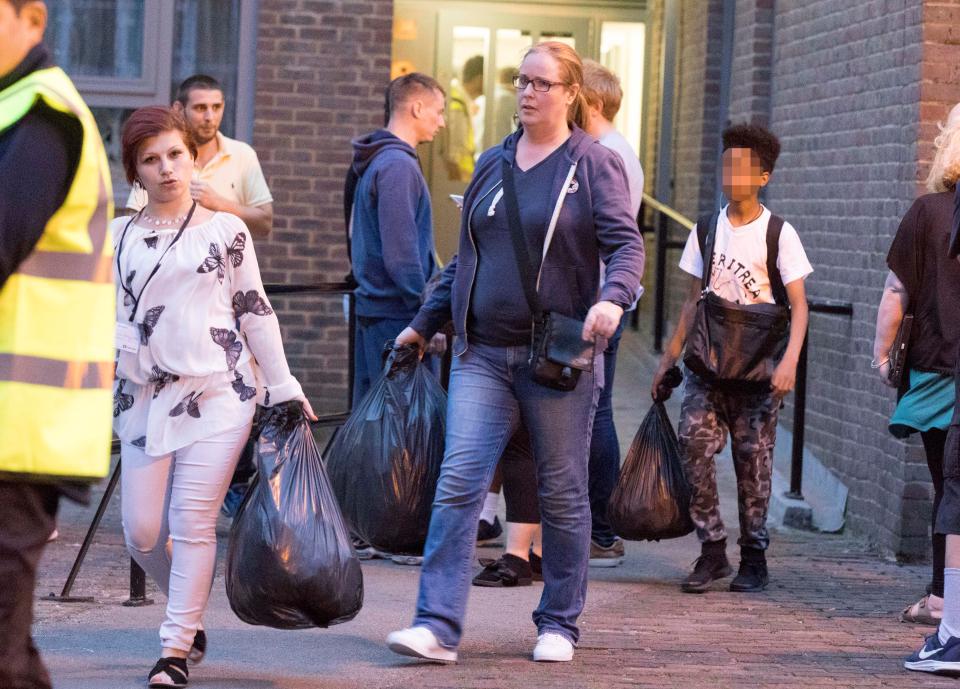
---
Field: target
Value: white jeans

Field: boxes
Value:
[120,422,251,652]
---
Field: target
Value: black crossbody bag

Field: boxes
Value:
[888,228,921,389]
[683,211,791,392]
[501,158,594,392]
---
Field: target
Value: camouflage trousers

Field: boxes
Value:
[677,375,780,551]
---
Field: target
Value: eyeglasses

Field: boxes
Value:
[512,74,567,93]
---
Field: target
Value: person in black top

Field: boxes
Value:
[905,105,960,676]
[0,2,94,688]
[875,104,960,629]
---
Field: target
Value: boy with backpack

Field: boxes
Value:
[650,124,812,593]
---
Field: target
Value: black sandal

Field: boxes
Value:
[148,656,188,688]
[187,629,206,665]
[472,553,532,587]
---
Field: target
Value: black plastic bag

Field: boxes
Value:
[226,402,363,629]
[326,344,446,555]
[607,401,695,541]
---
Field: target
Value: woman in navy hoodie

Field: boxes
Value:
[387,42,644,664]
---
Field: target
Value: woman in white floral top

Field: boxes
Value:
[112,106,315,689]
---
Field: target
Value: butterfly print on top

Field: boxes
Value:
[231,371,256,402]
[144,236,158,249]
[196,233,246,284]
[232,289,273,329]
[114,379,133,418]
[226,232,246,269]
[170,391,203,419]
[123,270,136,308]
[138,305,165,345]
[148,365,180,399]
[196,242,225,283]
[210,327,243,370]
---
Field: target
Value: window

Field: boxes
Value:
[45,0,256,205]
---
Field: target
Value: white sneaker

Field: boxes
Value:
[533,632,574,662]
[390,554,424,566]
[386,626,457,663]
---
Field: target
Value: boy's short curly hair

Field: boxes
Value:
[722,123,781,173]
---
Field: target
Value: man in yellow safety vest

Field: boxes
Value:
[0,2,114,687]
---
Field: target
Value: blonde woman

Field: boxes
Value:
[386,42,643,663]
[874,103,960,630]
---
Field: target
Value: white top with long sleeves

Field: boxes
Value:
[111,211,301,456]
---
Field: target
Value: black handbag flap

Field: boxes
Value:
[703,292,789,328]
[544,312,595,372]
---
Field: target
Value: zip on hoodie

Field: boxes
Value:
[457,179,504,357]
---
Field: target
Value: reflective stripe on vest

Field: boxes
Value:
[0,66,114,481]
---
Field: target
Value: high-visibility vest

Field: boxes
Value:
[0,66,114,482]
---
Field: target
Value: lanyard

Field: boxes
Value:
[116,201,197,323]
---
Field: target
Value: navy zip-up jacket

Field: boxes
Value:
[349,130,436,319]
[409,126,645,355]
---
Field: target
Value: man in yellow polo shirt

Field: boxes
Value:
[125,74,274,238]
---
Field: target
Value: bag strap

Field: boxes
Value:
[908,218,923,315]
[502,158,544,318]
[697,212,720,292]
[765,213,787,306]
[501,157,578,318]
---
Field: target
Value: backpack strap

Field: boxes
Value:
[765,214,788,306]
[696,212,719,292]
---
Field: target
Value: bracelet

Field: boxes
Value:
[870,356,890,369]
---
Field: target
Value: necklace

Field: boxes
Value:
[727,204,764,227]
[141,209,190,227]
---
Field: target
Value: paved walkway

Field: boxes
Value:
[34,330,943,688]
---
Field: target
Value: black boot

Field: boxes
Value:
[730,547,769,592]
[681,540,732,593]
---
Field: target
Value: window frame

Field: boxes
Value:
[65,0,259,143]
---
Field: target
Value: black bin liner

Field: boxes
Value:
[607,401,695,541]
[326,343,446,555]
[226,401,363,628]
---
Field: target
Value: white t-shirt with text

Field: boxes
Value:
[678,205,813,305]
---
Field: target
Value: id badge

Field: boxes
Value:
[115,322,140,354]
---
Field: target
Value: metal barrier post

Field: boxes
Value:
[46,458,122,603]
[653,211,669,353]
[787,329,809,500]
[123,559,153,607]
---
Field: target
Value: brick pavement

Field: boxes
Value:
[33,330,946,687]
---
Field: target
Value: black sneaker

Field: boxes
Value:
[905,632,960,675]
[681,550,732,593]
[472,553,532,587]
[476,516,503,544]
[730,551,769,592]
[529,549,542,581]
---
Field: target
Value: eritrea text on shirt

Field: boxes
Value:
[710,250,762,302]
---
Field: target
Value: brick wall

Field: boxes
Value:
[253,0,394,412]
[727,0,774,126]
[918,1,960,192]
[660,0,724,318]
[764,0,924,556]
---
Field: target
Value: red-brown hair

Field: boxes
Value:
[120,106,198,184]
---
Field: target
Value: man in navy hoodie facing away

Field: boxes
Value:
[346,73,446,404]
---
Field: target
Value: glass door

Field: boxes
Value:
[428,11,590,262]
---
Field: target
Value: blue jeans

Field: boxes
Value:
[588,322,623,547]
[413,343,596,647]
[352,316,410,407]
